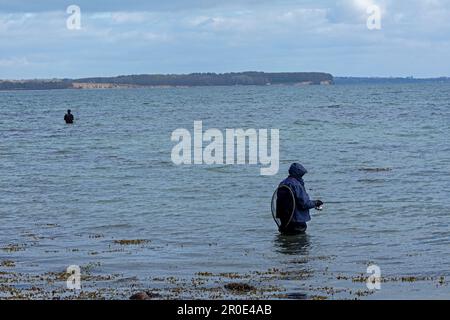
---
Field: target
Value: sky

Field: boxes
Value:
[1,0,449,79]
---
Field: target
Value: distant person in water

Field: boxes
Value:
[276,163,323,234]
[64,109,74,124]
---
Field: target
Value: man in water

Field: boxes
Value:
[64,109,74,124]
[276,163,323,234]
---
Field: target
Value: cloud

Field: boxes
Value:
[0,0,318,13]
[0,56,30,67]
[327,0,386,23]
[0,0,449,78]
[110,12,148,24]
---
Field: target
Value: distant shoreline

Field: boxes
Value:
[0,72,333,91]
[1,73,449,91]
[334,76,450,85]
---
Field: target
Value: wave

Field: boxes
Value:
[358,167,392,172]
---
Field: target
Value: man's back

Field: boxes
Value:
[64,112,74,124]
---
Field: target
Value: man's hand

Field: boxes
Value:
[315,200,324,209]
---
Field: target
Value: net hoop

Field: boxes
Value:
[271,184,296,229]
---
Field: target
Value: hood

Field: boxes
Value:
[289,163,307,180]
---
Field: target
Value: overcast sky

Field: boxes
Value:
[1,0,449,79]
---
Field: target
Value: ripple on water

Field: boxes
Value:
[1,84,450,299]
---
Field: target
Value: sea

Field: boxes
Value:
[0,83,449,299]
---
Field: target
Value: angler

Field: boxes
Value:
[273,163,323,234]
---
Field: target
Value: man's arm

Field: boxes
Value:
[294,184,317,210]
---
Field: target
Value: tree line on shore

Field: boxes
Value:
[0,72,333,90]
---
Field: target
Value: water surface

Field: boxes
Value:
[0,84,449,299]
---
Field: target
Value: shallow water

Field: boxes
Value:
[0,84,449,299]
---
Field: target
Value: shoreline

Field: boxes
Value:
[0,82,334,92]
[0,71,334,91]
[1,262,447,300]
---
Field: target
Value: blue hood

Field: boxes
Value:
[289,163,307,180]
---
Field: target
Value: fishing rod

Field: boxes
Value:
[325,200,405,204]
[324,200,442,204]
[271,185,444,230]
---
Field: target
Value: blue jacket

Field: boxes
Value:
[279,163,316,223]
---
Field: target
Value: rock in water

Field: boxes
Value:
[129,291,161,300]
[129,292,150,300]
